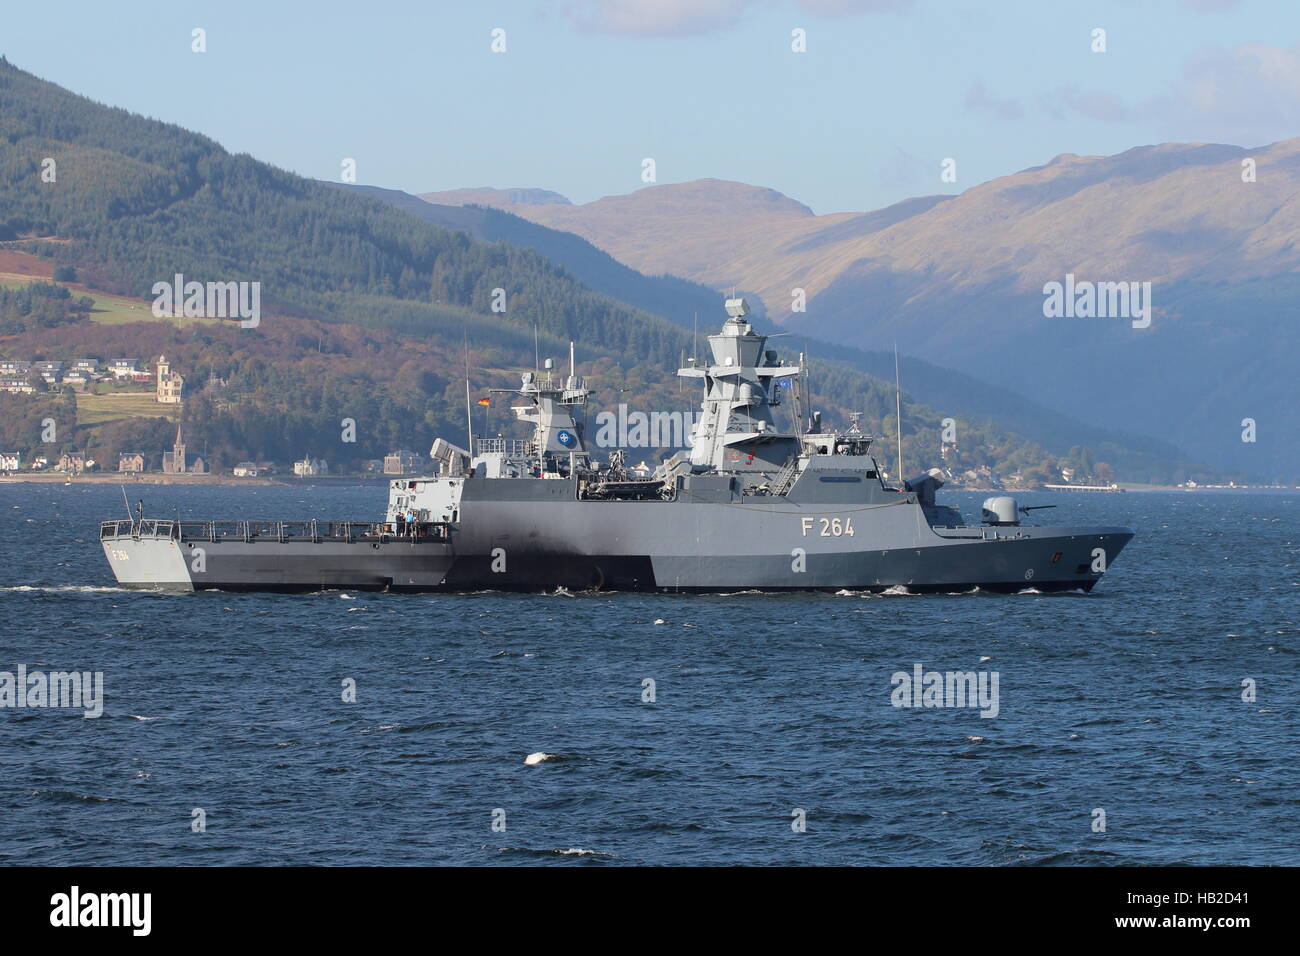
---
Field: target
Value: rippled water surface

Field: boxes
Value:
[0,482,1295,865]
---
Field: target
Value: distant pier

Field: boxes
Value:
[1042,483,1124,493]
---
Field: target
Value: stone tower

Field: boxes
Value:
[156,355,184,404]
[162,422,187,474]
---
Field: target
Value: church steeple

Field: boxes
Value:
[163,420,187,474]
[173,421,186,473]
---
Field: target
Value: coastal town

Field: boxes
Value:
[1,354,1277,491]
[0,354,430,478]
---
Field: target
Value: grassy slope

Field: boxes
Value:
[0,271,218,326]
[75,391,178,425]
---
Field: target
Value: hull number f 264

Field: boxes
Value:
[800,517,855,537]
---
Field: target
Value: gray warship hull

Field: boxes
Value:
[100,483,1133,593]
[99,300,1134,594]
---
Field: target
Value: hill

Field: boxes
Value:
[0,57,1224,485]
[419,187,573,208]
[424,155,1300,481]
[355,184,1203,482]
[331,183,761,331]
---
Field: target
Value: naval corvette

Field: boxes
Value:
[100,299,1133,592]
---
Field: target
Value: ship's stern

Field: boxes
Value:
[100,520,194,590]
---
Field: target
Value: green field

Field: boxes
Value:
[0,274,220,326]
[75,390,178,425]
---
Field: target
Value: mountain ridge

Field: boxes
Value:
[419,145,1299,479]
[353,182,1196,480]
[0,58,1232,483]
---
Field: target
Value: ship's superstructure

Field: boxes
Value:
[101,299,1133,593]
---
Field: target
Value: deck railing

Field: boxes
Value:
[100,519,450,543]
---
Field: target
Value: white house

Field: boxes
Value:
[383,449,425,475]
[32,361,63,384]
[0,378,35,395]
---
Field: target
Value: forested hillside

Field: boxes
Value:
[332,183,765,331]
[0,57,1224,484]
[0,280,92,332]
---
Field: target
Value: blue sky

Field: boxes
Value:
[5,0,1296,213]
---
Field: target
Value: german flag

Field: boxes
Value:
[477,398,490,406]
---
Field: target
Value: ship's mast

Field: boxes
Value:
[473,351,591,478]
[793,351,806,437]
[894,343,904,483]
[464,337,474,452]
[568,341,577,475]
[677,298,802,478]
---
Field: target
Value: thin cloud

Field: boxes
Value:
[965,81,1025,121]
[1177,0,1245,11]
[1163,43,1300,142]
[1001,43,1300,145]
[789,0,911,13]
[1042,85,1133,123]
[877,145,932,191]
[559,0,910,37]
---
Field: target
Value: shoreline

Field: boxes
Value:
[1,474,1293,493]
[0,473,388,487]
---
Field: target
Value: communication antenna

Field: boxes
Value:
[805,343,813,432]
[568,342,578,475]
[794,351,806,435]
[463,334,474,452]
[533,322,539,372]
[894,343,904,483]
